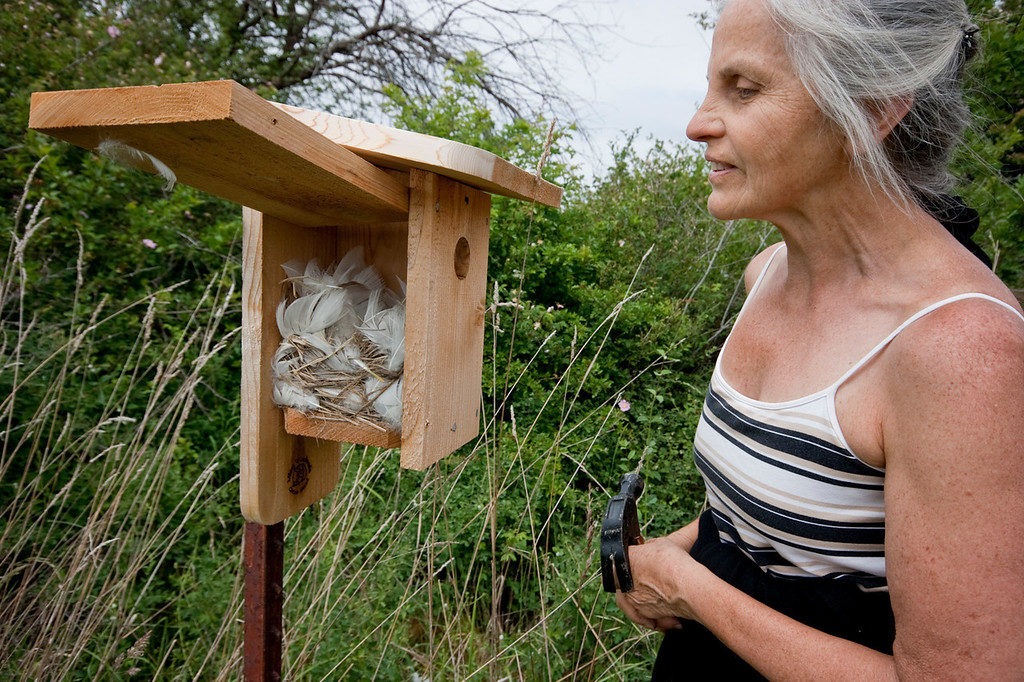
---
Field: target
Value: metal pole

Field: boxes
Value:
[244,521,284,681]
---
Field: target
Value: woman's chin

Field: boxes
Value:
[706,196,741,220]
[707,192,766,221]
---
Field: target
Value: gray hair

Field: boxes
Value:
[757,0,979,205]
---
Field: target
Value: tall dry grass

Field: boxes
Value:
[0,162,241,679]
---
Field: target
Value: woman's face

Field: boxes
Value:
[686,0,849,222]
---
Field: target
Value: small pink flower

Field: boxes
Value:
[142,239,157,249]
[154,54,164,67]
[106,25,120,39]
[617,399,631,413]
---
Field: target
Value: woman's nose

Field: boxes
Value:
[686,96,723,143]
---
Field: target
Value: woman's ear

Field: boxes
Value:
[873,96,914,141]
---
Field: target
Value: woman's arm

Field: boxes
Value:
[617,301,1024,679]
[881,301,1024,679]
[663,516,699,552]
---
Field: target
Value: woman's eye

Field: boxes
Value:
[736,87,758,100]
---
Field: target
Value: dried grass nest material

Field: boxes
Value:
[270,247,405,432]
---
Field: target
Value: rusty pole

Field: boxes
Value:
[244,521,284,681]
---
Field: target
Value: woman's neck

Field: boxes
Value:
[765,181,952,305]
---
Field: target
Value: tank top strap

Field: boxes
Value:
[751,243,786,296]
[832,292,1024,392]
[734,243,786,322]
[718,244,786,362]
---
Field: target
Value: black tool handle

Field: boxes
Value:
[600,472,644,593]
[618,472,644,500]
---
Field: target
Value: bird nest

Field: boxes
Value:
[271,248,405,433]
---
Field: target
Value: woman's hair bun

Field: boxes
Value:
[961,24,981,64]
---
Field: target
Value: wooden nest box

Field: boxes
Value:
[29,80,561,524]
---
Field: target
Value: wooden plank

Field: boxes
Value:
[274,103,563,208]
[240,208,343,524]
[401,170,490,470]
[29,80,408,226]
[284,409,401,450]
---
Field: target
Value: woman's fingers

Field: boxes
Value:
[655,617,684,632]
[615,591,659,630]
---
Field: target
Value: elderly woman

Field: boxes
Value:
[614,0,1024,679]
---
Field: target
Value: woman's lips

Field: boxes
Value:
[708,161,736,180]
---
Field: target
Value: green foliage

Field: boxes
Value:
[958,0,1024,288]
[382,54,581,194]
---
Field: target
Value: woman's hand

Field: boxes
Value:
[614,533,706,632]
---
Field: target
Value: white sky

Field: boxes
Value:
[546,0,715,178]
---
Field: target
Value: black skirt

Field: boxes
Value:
[651,511,895,681]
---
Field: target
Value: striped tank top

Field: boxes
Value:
[694,246,1024,590]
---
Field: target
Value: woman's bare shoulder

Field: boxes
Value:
[884,276,1024,413]
[895,245,1024,330]
[881,287,1024,680]
[896,255,1023,355]
[897,292,1024,361]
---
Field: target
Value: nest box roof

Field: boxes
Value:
[28,79,562,226]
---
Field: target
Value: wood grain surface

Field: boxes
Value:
[283,409,402,450]
[240,208,343,524]
[274,102,562,208]
[401,170,490,470]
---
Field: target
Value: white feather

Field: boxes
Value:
[273,381,320,412]
[358,300,406,372]
[275,299,290,338]
[96,139,176,191]
[300,261,328,294]
[279,295,320,336]
[281,259,304,281]
[272,250,405,425]
[366,376,402,431]
[303,260,322,280]
[331,248,383,307]
[331,246,365,281]
[296,332,346,371]
[325,285,369,341]
[278,289,350,336]
[280,259,306,297]
[351,263,384,293]
[340,389,365,413]
[272,341,299,376]
[340,342,369,372]
[361,287,384,326]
